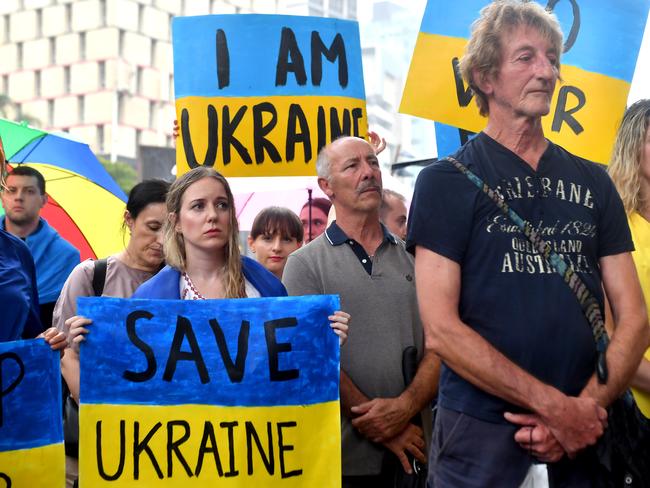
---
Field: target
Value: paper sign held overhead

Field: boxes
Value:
[173,14,368,177]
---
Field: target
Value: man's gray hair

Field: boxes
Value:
[316,145,331,179]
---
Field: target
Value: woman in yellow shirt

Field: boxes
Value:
[609,98,650,416]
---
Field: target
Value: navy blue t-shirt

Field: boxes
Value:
[0,229,42,341]
[407,132,632,423]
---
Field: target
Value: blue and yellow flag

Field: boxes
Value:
[0,340,65,486]
[400,0,650,163]
[173,14,367,177]
[78,295,341,487]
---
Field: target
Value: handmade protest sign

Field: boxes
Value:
[173,14,367,177]
[0,340,64,486]
[78,295,341,487]
[401,0,650,163]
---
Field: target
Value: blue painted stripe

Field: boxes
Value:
[0,340,63,451]
[419,0,649,82]
[173,14,365,99]
[435,121,478,158]
[12,135,127,201]
[78,296,340,407]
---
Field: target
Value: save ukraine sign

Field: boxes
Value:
[400,0,650,163]
[78,295,341,487]
[0,340,64,486]
[173,14,367,177]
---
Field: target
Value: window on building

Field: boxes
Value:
[138,4,144,32]
[136,66,143,95]
[64,66,71,94]
[16,43,22,69]
[98,61,106,89]
[330,0,343,15]
[79,32,86,60]
[49,37,56,64]
[309,6,324,16]
[117,91,124,124]
[150,41,156,71]
[100,0,107,27]
[2,75,8,94]
[149,100,156,129]
[3,15,9,43]
[35,9,42,37]
[347,0,357,18]
[118,30,125,57]
[97,125,105,153]
[65,4,72,33]
[78,95,84,124]
[34,70,41,97]
[47,100,54,127]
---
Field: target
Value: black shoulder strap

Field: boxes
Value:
[91,258,108,297]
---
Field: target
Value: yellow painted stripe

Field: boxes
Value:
[400,32,630,164]
[29,164,126,258]
[0,443,65,486]
[175,95,368,177]
[80,401,341,486]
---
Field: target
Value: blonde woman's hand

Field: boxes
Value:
[39,327,67,356]
[329,310,350,346]
[64,315,93,352]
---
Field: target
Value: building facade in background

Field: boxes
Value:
[361,0,436,170]
[0,0,357,170]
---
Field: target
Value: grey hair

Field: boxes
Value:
[316,146,331,179]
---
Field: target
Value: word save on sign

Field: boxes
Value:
[0,340,64,487]
[173,14,367,177]
[78,295,341,487]
[400,0,650,163]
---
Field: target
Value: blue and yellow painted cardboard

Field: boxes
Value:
[401,0,650,163]
[78,295,341,486]
[173,14,367,177]
[0,339,64,486]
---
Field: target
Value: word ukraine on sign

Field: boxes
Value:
[0,340,64,486]
[173,14,367,177]
[78,295,341,487]
[400,0,650,163]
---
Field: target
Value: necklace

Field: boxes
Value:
[182,272,205,300]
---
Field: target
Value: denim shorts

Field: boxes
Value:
[427,407,596,488]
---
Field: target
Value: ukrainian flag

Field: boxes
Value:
[78,296,341,487]
[0,340,65,486]
[400,0,650,163]
[173,15,368,177]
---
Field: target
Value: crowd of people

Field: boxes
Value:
[1,1,650,487]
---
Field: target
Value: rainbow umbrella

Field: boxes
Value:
[0,119,127,260]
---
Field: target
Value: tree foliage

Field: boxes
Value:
[99,156,138,195]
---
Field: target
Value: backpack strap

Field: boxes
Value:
[91,258,108,297]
